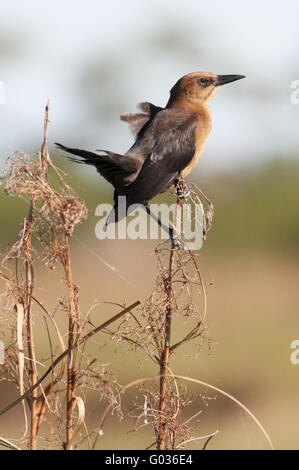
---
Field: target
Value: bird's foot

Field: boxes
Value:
[174,178,190,199]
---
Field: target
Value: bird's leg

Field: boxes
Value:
[174,177,190,199]
[145,206,181,249]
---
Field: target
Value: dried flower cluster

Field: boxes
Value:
[1,151,88,268]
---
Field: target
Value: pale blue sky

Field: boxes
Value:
[0,0,298,172]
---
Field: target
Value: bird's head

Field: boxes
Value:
[167,72,245,108]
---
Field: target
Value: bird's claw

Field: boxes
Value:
[174,179,190,199]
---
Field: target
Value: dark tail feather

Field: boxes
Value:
[55,142,104,165]
[55,143,142,189]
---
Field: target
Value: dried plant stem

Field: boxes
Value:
[157,197,182,450]
[24,103,49,449]
[25,198,39,450]
[64,232,77,449]
[0,437,21,451]
[39,100,50,179]
[25,102,51,449]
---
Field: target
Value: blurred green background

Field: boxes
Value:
[1,0,299,450]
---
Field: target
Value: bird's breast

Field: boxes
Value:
[181,111,212,178]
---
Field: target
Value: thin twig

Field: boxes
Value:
[94,374,274,450]
[0,301,140,417]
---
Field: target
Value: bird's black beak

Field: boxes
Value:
[216,74,246,86]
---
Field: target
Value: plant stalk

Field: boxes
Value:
[157,196,182,450]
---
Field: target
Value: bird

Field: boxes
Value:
[56,72,245,237]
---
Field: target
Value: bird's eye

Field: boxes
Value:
[197,78,209,86]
